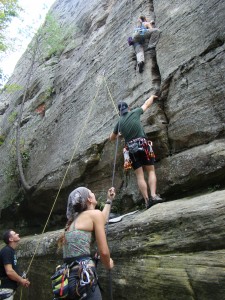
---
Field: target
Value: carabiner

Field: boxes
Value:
[80,269,90,286]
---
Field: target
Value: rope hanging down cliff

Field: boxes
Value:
[16,36,43,193]
[21,79,103,292]
[20,73,120,300]
[103,72,125,300]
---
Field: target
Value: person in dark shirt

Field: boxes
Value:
[0,230,30,299]
[110,95,163,209]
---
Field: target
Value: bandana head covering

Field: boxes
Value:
[66,187,90,221]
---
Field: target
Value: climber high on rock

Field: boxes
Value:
[128,16,161,73]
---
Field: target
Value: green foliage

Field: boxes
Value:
[3,138,30,183]
[0,134,5,145]
[4,138,17,181]
[8,110,17,123]
[3,83,22,93]
[0,34,7,52]
[44,86,54,100]
[0,0,21,87]
[4,157,17,181]
[21,149,30,168]
[0,0,19,22]
[0,0,22,52]
[36,13,74,59]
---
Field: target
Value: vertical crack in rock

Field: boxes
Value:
[148,0,161,95]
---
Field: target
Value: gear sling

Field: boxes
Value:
[123,138,155,170]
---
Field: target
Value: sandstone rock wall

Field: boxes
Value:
[0,0,224,230]
[8,189,225,300]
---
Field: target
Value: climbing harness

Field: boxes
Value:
[134,21,150,45]
[51,264,70,299]
[128,23,148,47]
[122,138,155,171]
[51,257,98,300]
[127,138,155,159]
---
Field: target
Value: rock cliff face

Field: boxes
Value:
[0,0,225,228]
[6,190,224,300]
[0,0,225,299]
[1,0,224,230]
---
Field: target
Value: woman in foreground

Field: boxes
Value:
[59,186,115,299]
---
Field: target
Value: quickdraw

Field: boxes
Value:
[146,140,155,160]
[123,147,132,170]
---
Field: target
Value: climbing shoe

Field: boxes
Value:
[146,199,153,209]
[146,195,164,209]
[150,194,164,202]
[138,61,144,73]
[146,199,158,209]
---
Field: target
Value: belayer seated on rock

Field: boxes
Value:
[128,15,161,73]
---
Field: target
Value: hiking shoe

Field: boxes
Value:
[146,195,164,209]
[146,200,152,209]
[150,194,164,203]
[146,199,158,209]
[138,61,144,73]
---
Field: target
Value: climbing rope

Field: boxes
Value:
[19,77,103,300]
[103,76,119,189]
[103,75,119,116]
[20,72,119,300]
[16,36,42,192]
[103,73,125,300]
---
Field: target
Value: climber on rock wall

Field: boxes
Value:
[128,16,161,73]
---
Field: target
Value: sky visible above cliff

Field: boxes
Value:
[0,0,55,82]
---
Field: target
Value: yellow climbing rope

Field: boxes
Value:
[103,75,119,116]
[20,72,120,300]
[19,77,103,300]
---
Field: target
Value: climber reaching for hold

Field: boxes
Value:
[109,95,164,209]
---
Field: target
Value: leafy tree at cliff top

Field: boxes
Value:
[0,0,21,86]
[0,0,22,52]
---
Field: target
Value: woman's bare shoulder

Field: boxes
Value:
[85,209,104,220]
[82,209,102,216]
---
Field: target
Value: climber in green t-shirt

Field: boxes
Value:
[110,95,164,209]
